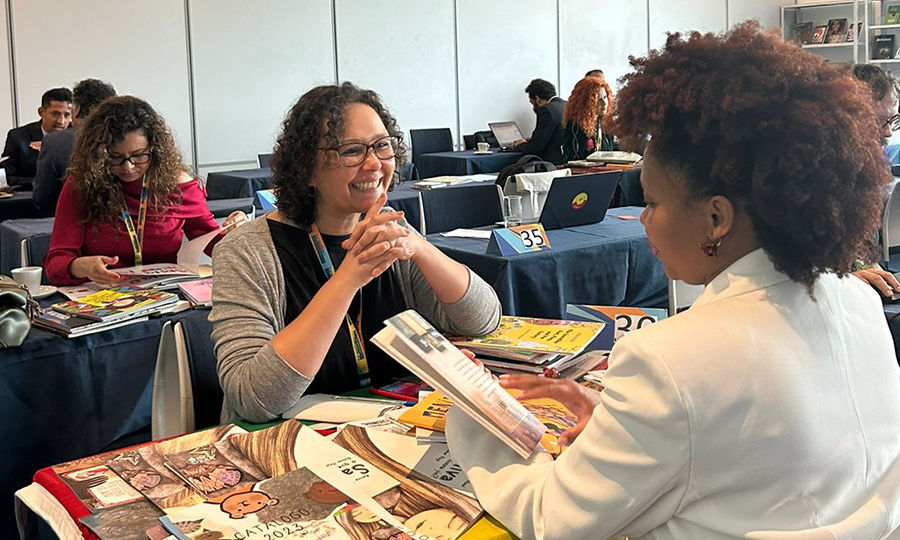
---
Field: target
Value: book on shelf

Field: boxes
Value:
[824,18,847,44]
[887,5,900,25]
[846,21,862,42]
[811,25,827,44]
[791,21,813,44]
[875,34,896,59]
[372,310,547,458]
[50,286,179,323]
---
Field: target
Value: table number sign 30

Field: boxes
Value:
[487,223,552,256]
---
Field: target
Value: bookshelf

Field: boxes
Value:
[866,0,900,72]
[782,0,864,63]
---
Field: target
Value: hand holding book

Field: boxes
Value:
[499,374,602,447]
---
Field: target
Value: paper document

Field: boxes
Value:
[176,221,235,272]
[440,228,493,239]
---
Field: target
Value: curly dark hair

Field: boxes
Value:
[851,64,896,102]
[41,87,72,107]
[563,76,614,138]
[68,96,189,225]
[270,82,407,228]
[72,78,116,119]
[525,79,556,101]
[611,21,890,289]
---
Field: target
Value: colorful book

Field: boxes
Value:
[887,5,900,24]
[51,286,178,322]
[177,278,212,307]
[450,315,604,356]
[565,304,668,350]
[113,263,201,289]
[398,391,453,431]
[33,307,149,337]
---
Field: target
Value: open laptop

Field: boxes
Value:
[534,171,622,229]
[488,121,525,150]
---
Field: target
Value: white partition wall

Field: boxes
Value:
[559,2,649,95]
[648,0,728,51]
[728,0,783,29]
[336,0,457,148]
[189,0,335,175]
[10,0,194,163]
[456,0,558,140]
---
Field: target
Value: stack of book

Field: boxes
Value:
[34,286,179,337]
[450,315,605,378]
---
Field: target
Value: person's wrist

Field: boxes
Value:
[68,258,85,279]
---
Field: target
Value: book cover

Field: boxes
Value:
[177,278,212,306]
[162,466,407,540]
[209,422,481,540]
[811,25,827,44]
[114,263,199,289]
[51,286,178,322]
[398,391,453,431]
[846,21,862,42]
[791,21,813,44]
[163,444,266,499]
[451,315,604,356]
[565,304,668,350]
[887,5,900,24]
[33,306,149,337]
[824,18,847,44]
[875,34,896,59]
[373,310,547,458]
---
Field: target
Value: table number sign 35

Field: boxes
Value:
[487,223,552,256]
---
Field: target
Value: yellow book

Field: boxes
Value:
[399,390,577,457]
[398,391,453,431]
[452,315,604,356]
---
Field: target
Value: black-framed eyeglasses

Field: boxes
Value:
[320,136,399,167]
[109,152,152,167]
[879,113,900,132]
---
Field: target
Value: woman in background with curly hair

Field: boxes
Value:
[561,75,615,162]
[209,83,500,423]
[45,96,244,285]
[446,22,900,539]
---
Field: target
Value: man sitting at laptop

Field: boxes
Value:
[510,78,566,165]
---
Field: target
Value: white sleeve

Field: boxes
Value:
[445,335,692,540]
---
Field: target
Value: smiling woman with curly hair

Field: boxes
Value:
[445,22,900,539]
[209,83,500,423]
[44,96,245,285]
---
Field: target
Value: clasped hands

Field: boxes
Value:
[336,193,421,287]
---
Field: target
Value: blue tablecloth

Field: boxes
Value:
[0,191,50,223]
[428,207,667,318]
[0,304,184,534]
[416,149,523,179]
[205,168,274,202]
[0,218,54,279]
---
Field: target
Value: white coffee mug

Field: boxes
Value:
[476,142,490,153]
[11,266,42,293]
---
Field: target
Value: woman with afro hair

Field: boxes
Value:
[446,22,900,540]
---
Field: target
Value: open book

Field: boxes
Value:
[371,310,546,458]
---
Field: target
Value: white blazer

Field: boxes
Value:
[446,248,900,540]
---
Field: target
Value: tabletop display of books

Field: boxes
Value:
[35,286,179,338]
[450,315,606,378]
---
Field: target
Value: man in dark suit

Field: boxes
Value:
[511,78,566,165]
[33,79,116,211]
[2,87,72,189]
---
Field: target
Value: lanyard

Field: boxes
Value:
[119,175,150,266]
[309,223,370,384]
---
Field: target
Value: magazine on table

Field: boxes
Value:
[450,315,604,357]
[32,307,149,338]
[50,286,178,323]
[371,310,547,458]
[113,263,202,289]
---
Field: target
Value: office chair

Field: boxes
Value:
[257,153,273,168]
[667,279,704,316]
[409,128,453,180]
[417,183,503,234]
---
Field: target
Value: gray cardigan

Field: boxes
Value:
[209,215,502,423]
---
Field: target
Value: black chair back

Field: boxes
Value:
[419,183,503,234]
[474,130,499,148]
[178,309,223,430]
[257,153,273,168]
[409,128,453,166]
[463,134,476,150]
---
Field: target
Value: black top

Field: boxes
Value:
[562,121,616,162]
[268,220,410,394]
[514,97,567,165]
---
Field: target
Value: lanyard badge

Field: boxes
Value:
[120,175,150,266]
[309,224,370,384]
